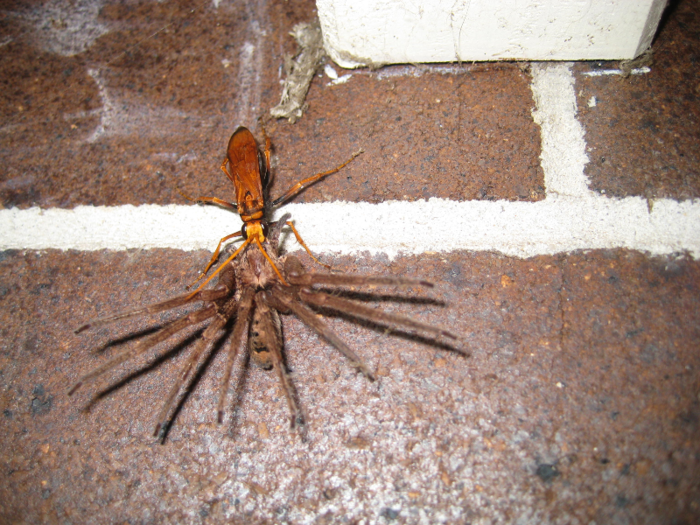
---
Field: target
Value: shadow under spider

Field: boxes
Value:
[83,327,205,411]
[71,213,468,441]
[85,308,202,355]
[304,306,461,354]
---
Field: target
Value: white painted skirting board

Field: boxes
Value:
[1,64,699,259]
[317,0,669,67]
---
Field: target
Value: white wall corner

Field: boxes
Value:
[635,0,669,56]
[317,0,669,68]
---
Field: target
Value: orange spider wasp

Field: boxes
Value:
[72,126,464,438]
[183,125,358,295]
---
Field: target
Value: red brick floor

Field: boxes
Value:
[1,0,698,523]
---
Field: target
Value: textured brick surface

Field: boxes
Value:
[1,249,698,523]
[575,0,700,201]
[269,65,545,204]
[0,0,543,209]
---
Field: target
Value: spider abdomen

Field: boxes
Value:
[248,292,283,370]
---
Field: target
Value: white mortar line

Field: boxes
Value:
[1,64,699,258]
[531,63,594,199]
[582,67,651,76]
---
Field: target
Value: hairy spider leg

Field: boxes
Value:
[217,288,255,422]
[154,294,239,438]
[299,289,462,345]
[74,286,228,334]
[254,291,303,427]
[69,304,218,396]
[264,286,376,381]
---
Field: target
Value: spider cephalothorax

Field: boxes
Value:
[71,214,464,438]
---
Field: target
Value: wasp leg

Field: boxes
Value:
[271,149,363,208]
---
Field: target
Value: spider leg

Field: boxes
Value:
[75,286,229,334]
[298,289,466,351]
[217,287,255,423]
[288,271,434,289]
[256,292,303,428]
[69,304,218,396]
[266,212,291,246]
[284,255,433,288]
[154,296,238,437]
[264,286,375,381]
